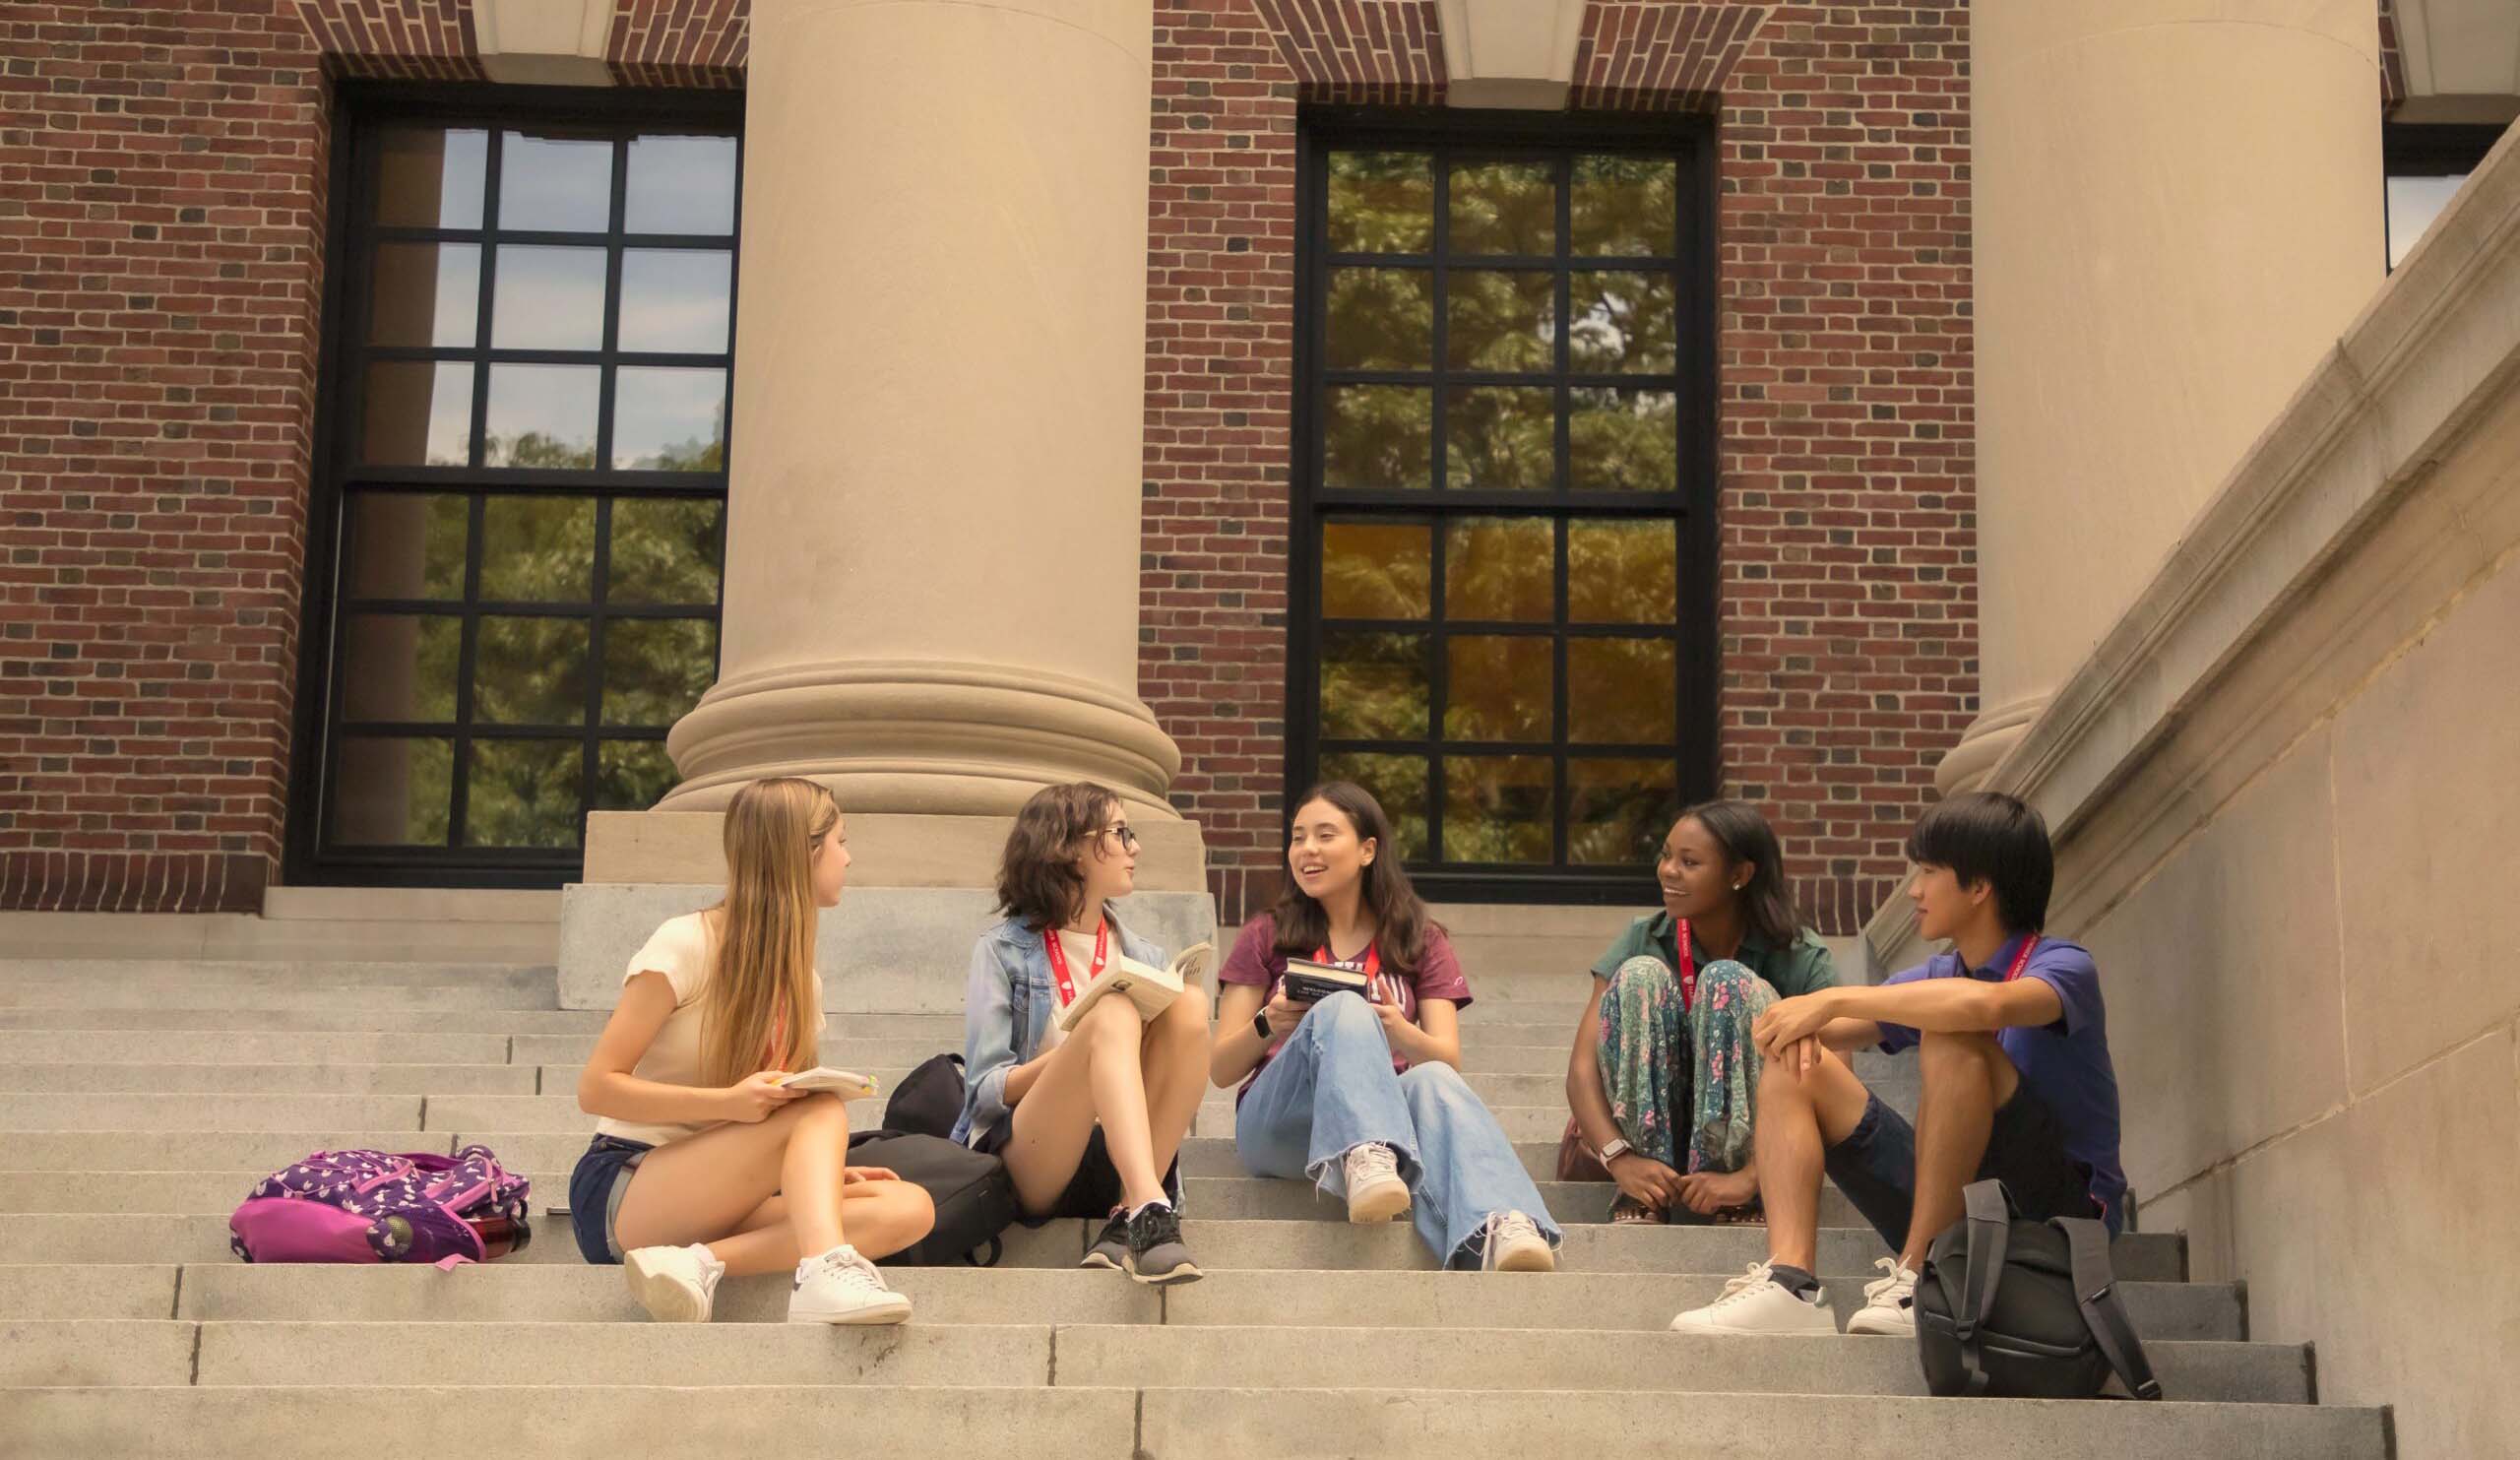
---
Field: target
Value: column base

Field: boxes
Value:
[1932,694,2050,797]
[658,658,1184,818]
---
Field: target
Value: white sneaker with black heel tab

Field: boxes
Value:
[1667,1261,1839,1334]
[1847,1256,1920,1336]
[1343,1142,1411,1224]
[788,1243,913,1325]
[623,1242,724,1323]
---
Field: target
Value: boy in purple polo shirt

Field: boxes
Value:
[1668,792,2125,1338]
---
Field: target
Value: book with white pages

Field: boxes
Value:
[1052,941,1215,1033]
[771,1067,883,1100]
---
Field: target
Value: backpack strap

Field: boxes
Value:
[2057,1215,2163,1400]
[1953,1179,2014,1397]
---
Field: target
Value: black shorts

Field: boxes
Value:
[974,1116,1182,1227]
[1823,1084,2102,1252]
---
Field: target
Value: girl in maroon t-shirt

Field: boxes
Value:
[1210,781,1562,1271]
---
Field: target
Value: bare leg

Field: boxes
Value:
[1138,987,1212,1184]
[1001,996,1170,1215]
[1900,1030,2018,1269]
[613,1092,854,1265]
[1751,1047,1873,1273]
[706,1179,939,1277]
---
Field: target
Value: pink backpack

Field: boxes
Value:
[228,1146,532,1267]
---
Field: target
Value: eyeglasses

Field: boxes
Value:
[1100,823,1139,852]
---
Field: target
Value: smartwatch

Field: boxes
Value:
[1251,1010,1273,1042]
[1597,1137,1633,1165]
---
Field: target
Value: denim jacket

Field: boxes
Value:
[951,911,1169,1147]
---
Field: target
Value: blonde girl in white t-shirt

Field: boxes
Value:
[571,776,935,1324]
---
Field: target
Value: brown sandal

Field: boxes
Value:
[1607,1195,1667,1225]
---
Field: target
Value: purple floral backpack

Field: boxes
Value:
[229,1145,532,1267]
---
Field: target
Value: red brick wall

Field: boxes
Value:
[1144,1,1976,932]
[0,2,334,912]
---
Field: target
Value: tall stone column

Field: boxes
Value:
[1937,0,2382,794]
[658,0,1180,819]
[561,0,1212,1011]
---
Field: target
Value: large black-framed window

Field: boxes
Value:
[287,85,743,886]
[1290,110,1720,904]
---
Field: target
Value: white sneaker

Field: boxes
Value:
[1344,1143,1411,1224]
[788,1243,913,1325]
[1847,1256,1919,1336]
[623,1242,724,1323]
[1480,1210,1556,1273]
[1668,1262,1838,1335]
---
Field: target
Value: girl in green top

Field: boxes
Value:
[1562,799,1840,1223]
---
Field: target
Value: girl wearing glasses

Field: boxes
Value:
[951,782,1208,1284]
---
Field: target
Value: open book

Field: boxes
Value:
[772,1067,883,1100]
[1052,941,1214,1033]
[1279,956,1371,1005]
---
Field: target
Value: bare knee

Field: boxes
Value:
[1155,985,1208,1044]
[1918,1030,2007,1092]
[785,1090,850,1139]
[1081,994,1141,1047]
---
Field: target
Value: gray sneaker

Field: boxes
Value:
[1081,1211,1129,1271]
[1122,1202,1201,1287]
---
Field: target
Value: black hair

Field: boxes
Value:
[1904,791,2053,932]
[1673,799,1802,949]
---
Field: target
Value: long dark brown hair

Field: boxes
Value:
[1677,798,1803,949]
[1269,781,1437,978]
[995,782,1122,932]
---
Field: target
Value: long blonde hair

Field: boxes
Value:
[698,776,835,1086]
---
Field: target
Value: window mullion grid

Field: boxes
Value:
[470,130,503,471]
[1424,147,1451,863]
[448,491,488,850]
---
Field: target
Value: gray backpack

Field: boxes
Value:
[1915,1178,2163,1400]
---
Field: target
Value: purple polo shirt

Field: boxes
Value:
[1875,933,2128,1231]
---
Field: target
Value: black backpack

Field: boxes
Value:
[882,1052,969,1140]
[846,1129,1016,1267]
[1916,1178,2164,1400]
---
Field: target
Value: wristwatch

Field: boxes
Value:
[1251,1010,1273,1041]
[1596,1137,1633,1165]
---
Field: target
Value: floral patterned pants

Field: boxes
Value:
[1595,955,1779,1174]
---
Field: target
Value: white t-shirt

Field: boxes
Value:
[1034,926,1102,1055]
[595,911,829,1148]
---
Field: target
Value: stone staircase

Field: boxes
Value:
[0,913,2391,1457]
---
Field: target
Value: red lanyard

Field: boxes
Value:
[1311,941,1382,1001]
[2000,935,2039,983]
[1043,920,1109,1007]
[1674,920,1699,1009]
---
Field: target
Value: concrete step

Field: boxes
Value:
[0,1094,425,1133]
[0,1319,2309,1402]
[411,1093,1587,1141]
[0,1213,2184,1278]
[0,1063,539,1096]
[0,1265,180,1320]
[3,1385,2389,1459]
[0,1131,459,1171]
[0,960,554,988]
[155,1262,2243,1339]
[0,1031,517,1064]
[0,983,559,1012]
[980,1218,2185,1281]
[0,1170,1864,1230]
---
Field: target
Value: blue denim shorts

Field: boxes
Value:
[1822,1088,2103,1252]
[568,1134,654,1263]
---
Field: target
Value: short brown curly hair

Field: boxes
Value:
[994,782,1123,932]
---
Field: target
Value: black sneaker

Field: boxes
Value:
[1080,1211,1129,1271]
[1122,1201,1201,1287]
